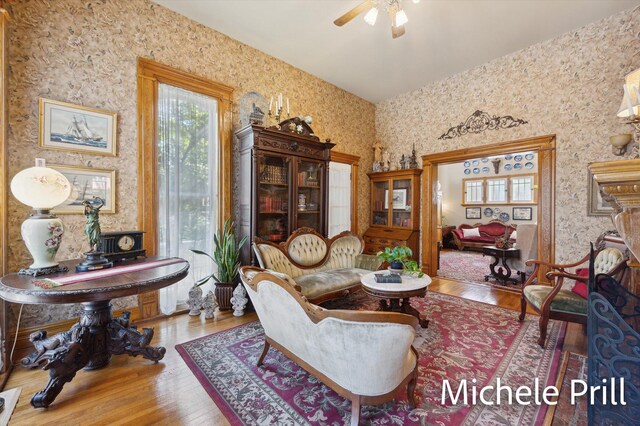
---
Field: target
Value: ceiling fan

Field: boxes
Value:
[333,0,419,39]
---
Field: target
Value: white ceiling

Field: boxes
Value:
[153,0,639,103]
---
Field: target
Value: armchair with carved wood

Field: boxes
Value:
[518,246,627,347]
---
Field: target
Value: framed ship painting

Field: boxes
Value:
[39,98,117,156]
[50,165,116,214]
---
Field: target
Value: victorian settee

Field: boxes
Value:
[452,220,516,250]
[253,228,382,304]
[239,267,418,426]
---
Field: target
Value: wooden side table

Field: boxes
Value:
[0,257,189,408]
[481,245,521,285]
[360,271,432,328]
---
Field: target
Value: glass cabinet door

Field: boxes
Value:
[257,155,290,242]
[296,159,323,231]
[372,180,389,226]
[392,179,412,227]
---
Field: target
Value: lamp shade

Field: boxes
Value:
[11,166,71,210]
[617,68,640,118]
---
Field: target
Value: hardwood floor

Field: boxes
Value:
[3,277,587,425]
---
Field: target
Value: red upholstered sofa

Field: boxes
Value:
[452,221,516,250]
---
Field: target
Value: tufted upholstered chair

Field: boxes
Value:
[253,228,382,303]
[519,245,627,347]
[240,266,418,426]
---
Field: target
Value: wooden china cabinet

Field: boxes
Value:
[363,169,422,260]
[236,117,335,265]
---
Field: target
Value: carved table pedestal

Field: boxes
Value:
[0,257,189,408]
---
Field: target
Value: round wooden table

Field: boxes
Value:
[0,257,189,408]
[360,271,432,328]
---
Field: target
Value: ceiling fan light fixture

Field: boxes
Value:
[394,9,408,27]
[363,7,379,26]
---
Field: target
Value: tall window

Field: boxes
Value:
[157,84,218,315]
[510,175,535,203]
[328,161,352,237]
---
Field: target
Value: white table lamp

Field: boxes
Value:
[10,160,71,275]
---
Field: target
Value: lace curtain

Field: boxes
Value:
[157,83,218,315]
[328,161,352,237]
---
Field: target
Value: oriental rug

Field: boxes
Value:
[438,249,525,293]
[176,291,565,426]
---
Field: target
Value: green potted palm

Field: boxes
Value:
[376,246,424,277]
[191,218,247,311]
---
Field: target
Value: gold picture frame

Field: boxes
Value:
[39,98,117,156]
[49,165,116,214]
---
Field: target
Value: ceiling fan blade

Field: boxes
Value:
[333,0,374,26]
[391,24,405,39]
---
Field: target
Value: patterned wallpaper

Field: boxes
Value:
[3,0,375,327]
[376,6,640,265]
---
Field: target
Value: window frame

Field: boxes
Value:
[462,177,485,205]
[509,173,538,204]
[137,58,233,319]
[486,177,508,204]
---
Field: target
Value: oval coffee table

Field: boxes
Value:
[360,271,432,328]
[0,256,189,408]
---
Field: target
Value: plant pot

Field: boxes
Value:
[215,282,235,311]
[390,260,404,270]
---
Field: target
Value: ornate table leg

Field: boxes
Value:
[485,255,500,282]
[107,311,166,362]
[22,301,165,408]
[400,298,429,328]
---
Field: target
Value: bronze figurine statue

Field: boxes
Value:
[83,197,104,252]
[76,196,113,272]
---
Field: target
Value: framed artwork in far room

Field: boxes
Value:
[50,165,116,214]
[512,207,533,221]
[39,98,117,156]
[466,207,481,219]
[587,168,615,216]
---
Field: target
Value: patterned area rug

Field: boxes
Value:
[438,249,525,293]
[176,291,565,425]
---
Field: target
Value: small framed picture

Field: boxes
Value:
[384,189,408,210]
[39,98,117,156]
[512,207,533,221]
[50,165,116,214]
[587,169,615,216]
[465,207,481,219]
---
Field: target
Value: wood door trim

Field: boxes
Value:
[421,135,556,283]
[0,8,9,373]
[329,151,360,234]
[137,58,233,319]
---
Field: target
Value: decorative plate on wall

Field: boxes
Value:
[484,207,493,217]
[472,168,480,174]
[499,212,510,222]
[514,154,523,161]
[505,154,513,160]
[481,157,489,163]
[464,161,471,167]
[525,162,534,169]
[472,159,480,166]
[514,163,523,170]
[525,153,534,160]
[464,169,471,175]
[492,213,499,219]
[482,167,490,174]
[494,207,501,212]
[504,164,513,171]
